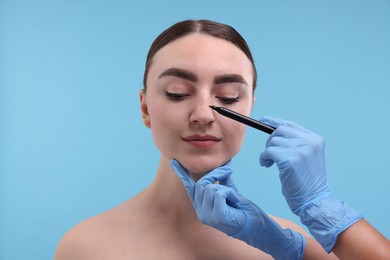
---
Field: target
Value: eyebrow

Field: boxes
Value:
[214,74,248,87]
[158,68,198,82]
[158,67,248,87]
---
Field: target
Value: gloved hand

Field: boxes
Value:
[259,116,363,252]
[171,159,305,260]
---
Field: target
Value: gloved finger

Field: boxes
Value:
[219,172,238,192]
[265,126,309,148]
[194,164,233,205]
[213,160,237,191]
[259,146,299,168]
[267,128,325,159]
[259,115,285,128]
[265,135,306,149]
[223,159,233,168]
[170,159,196,201]
[200,184,244,220]
[259,149,275,167]
[197,161,233,185]
[193,184,245,235]
[260,115,309,132]
[197,184,218,216]
[213,186,247,230]
[271,125,312,140]
[214,184,241,209]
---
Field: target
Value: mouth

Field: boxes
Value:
[182,134,221,148]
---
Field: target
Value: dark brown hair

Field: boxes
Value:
[143,19,257,91]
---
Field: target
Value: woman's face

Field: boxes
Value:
[140,33,254,178]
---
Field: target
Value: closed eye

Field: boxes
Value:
[216,96,239,105]
[165,91,190,101]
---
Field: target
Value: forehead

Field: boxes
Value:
[148,33,254,85]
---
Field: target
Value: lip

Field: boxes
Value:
[182,134,221,148]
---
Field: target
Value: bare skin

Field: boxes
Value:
[56,33,339,259]
[55,157,337,259]
[332,219,390,259]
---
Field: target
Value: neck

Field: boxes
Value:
[144,155,198,223]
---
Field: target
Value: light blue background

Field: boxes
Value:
[1,1,389,259]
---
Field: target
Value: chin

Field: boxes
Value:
[179,157,230,176]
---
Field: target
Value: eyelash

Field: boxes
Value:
[165,91,190,101]
[165,91,239,105]
[216,96,239,105]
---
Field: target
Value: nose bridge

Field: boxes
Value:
[189,91,214,125]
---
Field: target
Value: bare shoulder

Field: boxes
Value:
[54,213,107,260]
[269,215,339,259]
[269,214,309,236]
[54,200,134,260]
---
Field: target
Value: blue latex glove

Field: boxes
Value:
[171,159,305,260]
[259,116,363,253]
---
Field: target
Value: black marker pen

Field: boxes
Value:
[209,105,276,134]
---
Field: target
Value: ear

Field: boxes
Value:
[139,89,151,128]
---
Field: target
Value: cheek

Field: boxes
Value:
[225,124,247,156]
[223,102,252,154]
[148,105,184,156]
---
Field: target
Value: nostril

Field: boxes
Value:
[189,105,215,125]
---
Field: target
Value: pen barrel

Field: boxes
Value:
[217,107,275,134]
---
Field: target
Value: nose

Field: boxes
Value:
[189,97,215,127]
